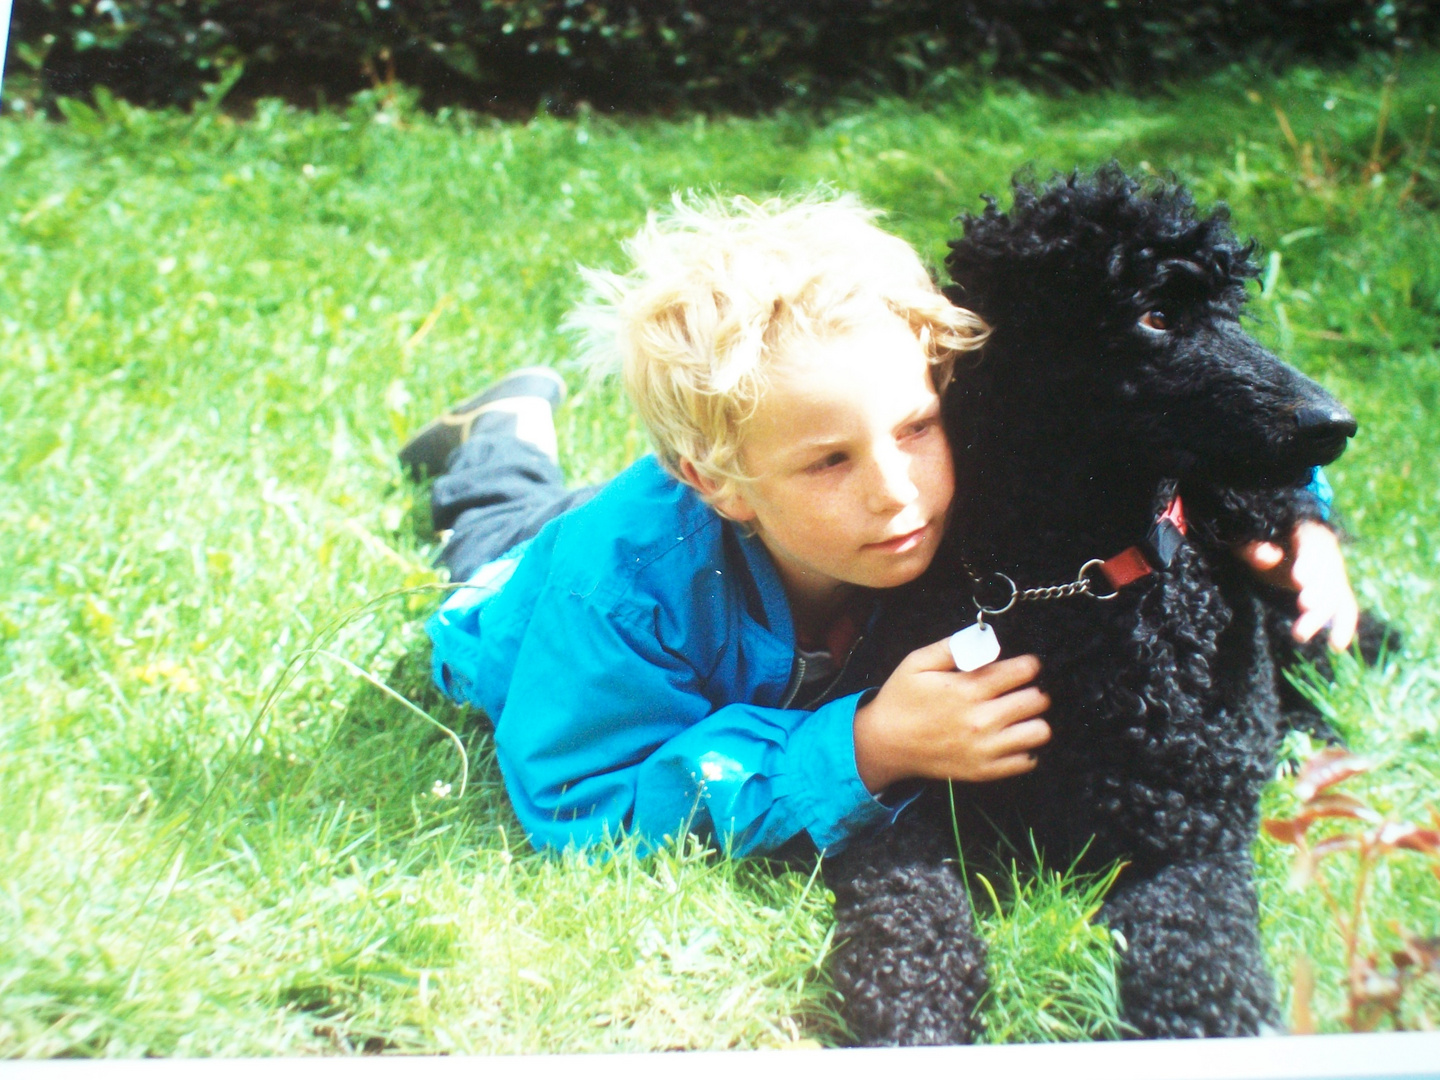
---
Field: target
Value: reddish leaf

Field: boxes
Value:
[1306,792,1382,823]
[1264,817,1310,845]
[1265,796,1379,847]
[1377,822,1440,853]
[1393,828,1440,854]
[1295,748,1374,801]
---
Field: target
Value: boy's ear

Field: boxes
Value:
[678,458,757,524]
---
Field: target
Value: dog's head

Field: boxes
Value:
[943,166,1354,487]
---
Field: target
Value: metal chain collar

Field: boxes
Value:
[965,557,1120,618]
[959,488,1185,618]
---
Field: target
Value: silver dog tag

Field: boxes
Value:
[949,619,1001,672]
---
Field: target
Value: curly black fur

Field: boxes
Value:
[827,166,1362,1045]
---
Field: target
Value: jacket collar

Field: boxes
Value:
[728,524,797,646]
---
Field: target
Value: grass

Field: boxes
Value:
[2,52,1439,1055]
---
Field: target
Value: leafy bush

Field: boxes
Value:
[9,0,1440,113]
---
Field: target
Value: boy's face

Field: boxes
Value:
[711,316,954,614]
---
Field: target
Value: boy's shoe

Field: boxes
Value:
[399,366,568,479]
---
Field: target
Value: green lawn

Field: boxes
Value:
[1,55,1438,1055]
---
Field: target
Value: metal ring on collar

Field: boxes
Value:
[975,572,1018,616]
[1078,558,1121,601]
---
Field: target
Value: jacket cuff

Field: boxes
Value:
[1306,466,1334,522]
[788,691,915,853]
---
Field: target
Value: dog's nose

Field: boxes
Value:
[1294,404,1357,463]
[1295,405,1357,439]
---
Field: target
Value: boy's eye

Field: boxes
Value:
[901,416,937,439]
[806,451,848,474]
[1139,310,1170,332]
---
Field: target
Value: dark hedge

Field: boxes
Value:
[9,1,1440,113]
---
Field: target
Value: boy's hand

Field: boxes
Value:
[853,644,1051,794]
[1234,520,1358,650]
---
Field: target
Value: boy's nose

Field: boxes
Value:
[868,446,918,512]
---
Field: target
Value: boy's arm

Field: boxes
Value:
[487,594,897,858]
[632,689,894,856]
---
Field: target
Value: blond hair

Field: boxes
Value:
[568,191,989,501]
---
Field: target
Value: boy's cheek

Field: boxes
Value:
[924,440,958,518]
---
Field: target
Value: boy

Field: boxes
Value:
[410,193,1356,858]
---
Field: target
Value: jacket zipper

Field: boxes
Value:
[779,653,808,708]
[780,631,868,711]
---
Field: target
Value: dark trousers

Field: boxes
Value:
[431,412,599,582]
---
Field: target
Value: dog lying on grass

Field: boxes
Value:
[826,166,1360,1044]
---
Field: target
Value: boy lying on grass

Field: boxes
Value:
[406,193,1357,857]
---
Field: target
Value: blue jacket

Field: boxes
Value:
[426,455,896,856]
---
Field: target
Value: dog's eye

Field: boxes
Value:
[1139,310,1169,332]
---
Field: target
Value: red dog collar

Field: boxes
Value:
[1098,495,1187,590]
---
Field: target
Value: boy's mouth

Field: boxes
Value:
[865,525,928,554]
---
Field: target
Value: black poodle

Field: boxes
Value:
[825,166,1360,1045]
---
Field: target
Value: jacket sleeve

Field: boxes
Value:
[486,591,895,858]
